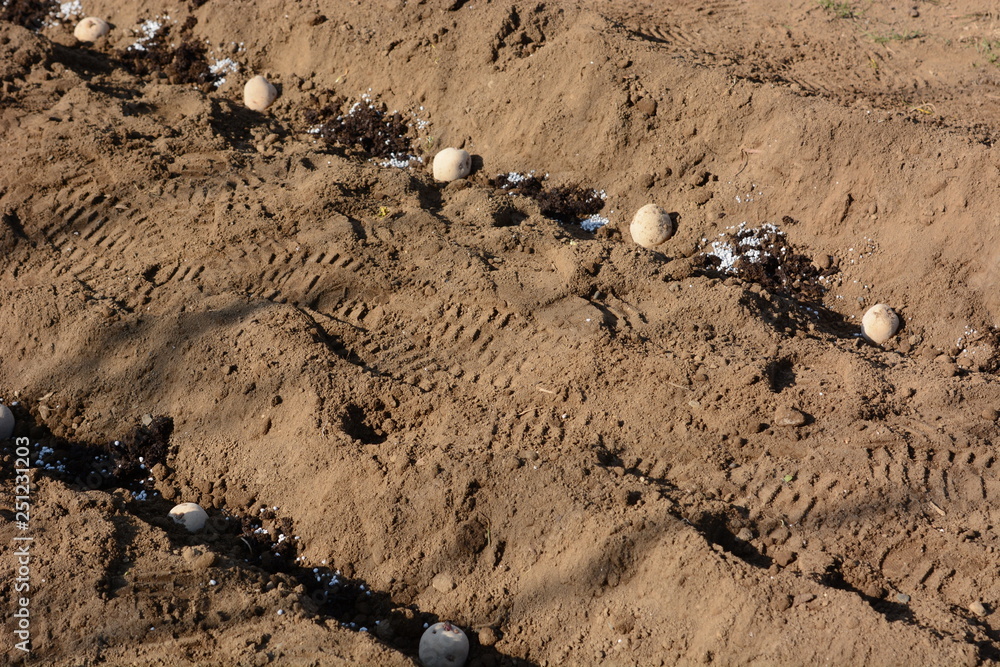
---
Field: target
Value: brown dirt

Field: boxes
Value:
[3,0,1000,665]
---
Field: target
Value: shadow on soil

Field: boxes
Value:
[0,409,535,666]
[588,440,1000,653]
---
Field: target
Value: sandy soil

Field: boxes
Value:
[4,0,1000,664]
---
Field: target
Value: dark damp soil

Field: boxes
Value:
[302,95,414,159]
[492,172,605,223]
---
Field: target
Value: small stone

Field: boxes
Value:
[736,527,753,542]
[909,7,919,17]
[896,593,911,603]
[793,593,816,606]
[970,601,987,616]
[814,254,832,270]
[775,406,807,427]
[142,413,154,426]
[982,409,999,421]
[635,97,657,117]
[478,626,499,647]
[772,595,792,612]
[431,572,455,593]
